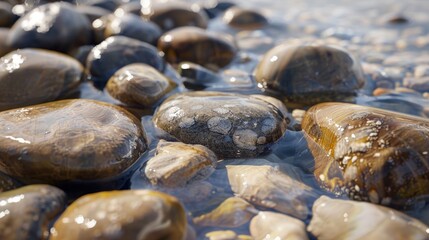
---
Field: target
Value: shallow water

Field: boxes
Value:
[77,0,429,237]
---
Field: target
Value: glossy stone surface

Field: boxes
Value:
[0,49,83,111]
[226,159,317,219]
[307,196,429,240]
[223,7,267,30]
[254,44,365,108]
[158,27,237,69]
[250,211,308,240]
[153,91,287,158]
[8,2,92,53]
[106,63,175,107]
[144,140,217,187]
[0,172,21,193]
[302,102,429,209]
[178,62,223,90]
[50,190,187,240]
[141,0,208,32]
[104,13,162,45]
[0,185,66,240]
[0,99,147,184]
[86,36,165,89]
[193,197,257,228]
[0,2,17,27]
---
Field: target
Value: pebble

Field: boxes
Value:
[144,140,217,187]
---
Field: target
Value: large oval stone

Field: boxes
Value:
[8,2,92,53]
[0,99,147,184]
[158,26,237,69]
[0,49,83,111]
[0,185,66,240]
[302,102,429,209]
[86,36,165,89]
[254,44,365,108]
[153,91,287,158]
[50,190,187,240]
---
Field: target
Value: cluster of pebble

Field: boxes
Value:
[0,0,429,239]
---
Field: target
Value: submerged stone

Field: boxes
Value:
[153,91,287,158]
[250,211,308,240]
[0,99,147,184]
[144,140,217,187]
[51,190,186,240]
[308,196,429,240]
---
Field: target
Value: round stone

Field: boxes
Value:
[0,185,66,240]
[153,91,287,158]
[8,2,92,53]
[254,44,365,108]
[0,99,147,184]
[50,190,187,240]
[0,48,83,111]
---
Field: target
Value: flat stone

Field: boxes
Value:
[144,140,217,187]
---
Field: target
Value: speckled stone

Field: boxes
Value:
[0,185,66,240]
[0,99,147,184]
[50,190,187,240]
[153,91,287,158]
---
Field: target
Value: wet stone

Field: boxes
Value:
[86,35,165,89]
[302,102,429,209]
[0,28,13,58]
[0,171,21,193]
[0,2,17,27]
[104,13,162,45]
[144,140,217,187]
[178,62,223,90]
[153,91,287,158]
[204,231,251,240]
[308,196,429,240]
[223,7,268,30]
[0,48,83,111]
[75,5,110,23]
[141,0,208,32]
[0,185,66,240]
[226,159,318,220]
[50,190,187,240]
[0,99,147,185]
[193,196,257,228]
[158,26,237,70]
[8,2,92,53]
[250,211,308,240]
[106,63,176,107]
[82,0,118,12]
[403,77,429,93]
[254,44,365,108]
